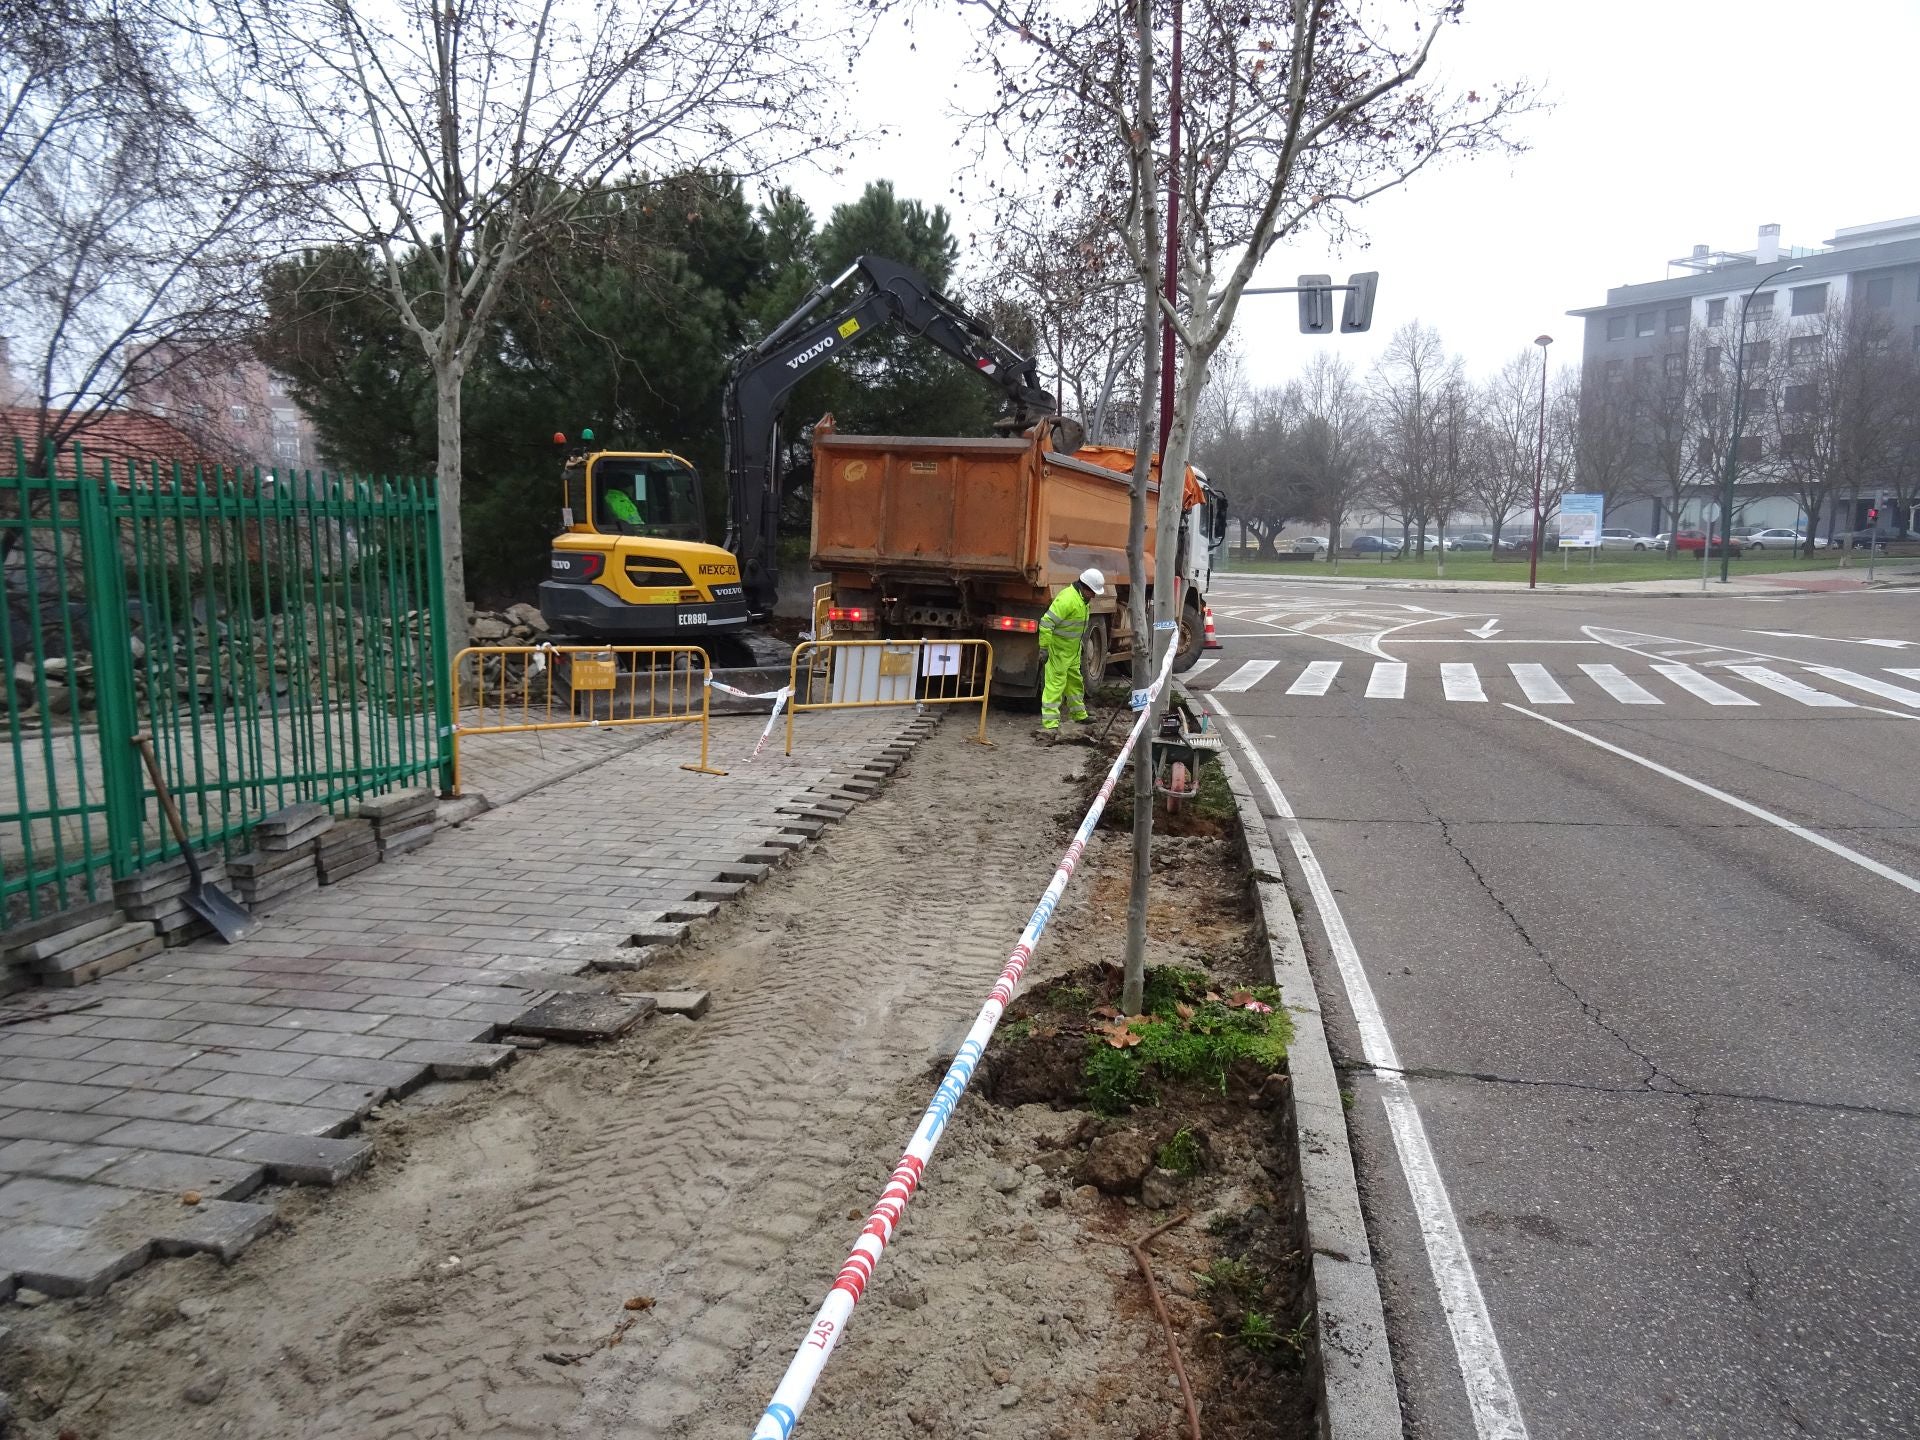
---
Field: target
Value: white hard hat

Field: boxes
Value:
[1078,567,1106,595]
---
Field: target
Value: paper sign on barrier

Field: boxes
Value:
[922,642,963,677]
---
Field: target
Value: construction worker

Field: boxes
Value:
[1036,567,1103,741]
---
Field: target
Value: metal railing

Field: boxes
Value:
[3,443,450,923]
[448,644,724,792]
[785,638,993,754]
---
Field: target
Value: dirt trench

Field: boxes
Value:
[1,715,1301,1440]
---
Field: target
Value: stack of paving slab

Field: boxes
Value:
[3,896,160,987]
[361,788,437,859]
[316,816,378,885]
[116,850,234,949]
[229,802,331,913]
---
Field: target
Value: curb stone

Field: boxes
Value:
[1208,714,1405,1440]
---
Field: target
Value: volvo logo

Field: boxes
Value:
[785,335,834,370]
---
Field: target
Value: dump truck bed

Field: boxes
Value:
[810,424,1162,590]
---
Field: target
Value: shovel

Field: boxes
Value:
[132,733,256,944]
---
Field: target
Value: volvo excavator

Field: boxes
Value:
[538,255,1065,644]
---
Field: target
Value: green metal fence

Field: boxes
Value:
[2,442,452,923]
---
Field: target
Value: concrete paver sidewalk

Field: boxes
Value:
[0,708,921,1298]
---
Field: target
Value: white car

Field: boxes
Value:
[1743,528,1808,551]
[1599,527,1655,551]
[1290,535,1329,554]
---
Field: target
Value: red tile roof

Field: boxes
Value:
[1,406,225,477]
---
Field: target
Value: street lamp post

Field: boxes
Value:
[1718,263,1804,583]
[1527,334,1553,590]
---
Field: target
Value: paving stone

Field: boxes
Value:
[368,1015,494,1044]
[759,834,806,850]
[635,990,711,1020]
[0,1221,149,1297]
[0,1055,113,1084]
[149,1198,278,1262]
[304,1083,384,1118]
[264,1008,385,1036]
[378,822,436,858]
[92,1118,248,1156]
[191,1070,330,1105]
[658,902,720,922]
[714,865,768,884]
[227,845,317,879]
[318,853,379,886]
[92,1149,265,1201]
[113,854,227,902]
[0,1078,116,1112]
[176,1022,291,1052]
[221,1131,371,1185]
[590,946,655,973]
[0,899,122,955]
[288,1054,430,1095]
[0,1139,130,1181]
[271,1029,406,1060]
[0,1174,147,1227]
[358,789,436,823]
[503,992,654,1042]
[212,1099,357,1138]
[690,881,746,901]
[779,819,827,838]
[6,912,127,965]
[737,847,788,865]
[0,1109,126,1143]
[629,921,690,946]
[33,922,159,977]
[88,1090,238,1125]
[178,1046,314,1078]
[254,801,331,836]
[385,1040,516,1080]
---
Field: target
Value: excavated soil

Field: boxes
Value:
[0,714,1309,1440]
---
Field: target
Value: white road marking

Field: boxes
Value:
[1183,658,1218,678]
[1214,659,1279,693]
[1892,669,1920,682]
[1366,662,1407,699]
[1579,664,1661,705]
[1441,663,1486,702]
[1204,696,1531,1440]
[1725,665,1854,708]
[1508,663,1571,704]
[1506,705,1920,897]
[1287,660,1343,696]
[1469,618,1501,638]
[1750,630,1917,649]
[1391,638,1598,645]
[1650,664,1757,706]
[1803,665,1920,708]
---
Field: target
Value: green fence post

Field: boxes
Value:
[421,473,456,796]
[77,457,143,880]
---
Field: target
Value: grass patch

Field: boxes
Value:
[1235,1311,1282,1352]
[999,1017,1032,1042]
[1222,549,1889,585]
[1081,963,1291,1114]
[1157,1125,1206,1176]
[1197,1255,1259,1299]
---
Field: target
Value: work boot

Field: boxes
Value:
[1070,710,1091,725]
[1034,727,1059,745]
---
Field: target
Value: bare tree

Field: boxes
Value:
[1570,362,1647,524]
[0,0,284,457]
[241,0,847,643]
[1765,299,1903,549]
[1369,320,1459,556]
[1470,350,1547,551]
[1290,351,1369,559]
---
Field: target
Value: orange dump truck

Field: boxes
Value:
[809,417,1226,695]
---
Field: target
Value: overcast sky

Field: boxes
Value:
[792,0,1920,390]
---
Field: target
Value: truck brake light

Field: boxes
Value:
[989,615,1040,633]
[828,606,872,623]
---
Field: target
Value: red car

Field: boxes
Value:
[1669,529,1745,557]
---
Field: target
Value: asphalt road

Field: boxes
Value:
[1190,575,1920,1439]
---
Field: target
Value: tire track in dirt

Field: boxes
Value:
[296,719,1083,1439]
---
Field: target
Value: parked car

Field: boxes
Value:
[1290,535,1329,554]
[1599,527,1656,552]
[1743,528,1809,551]
[1651,532,1672,551]
[1825,528,1888,551]
[1495,532,1531,552]
[1350,534,1404,555]
[1450,533,1495,551]
[1671,529,1745,557]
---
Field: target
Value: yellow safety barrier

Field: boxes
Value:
[450,644,725,793]
[786,638,994,755]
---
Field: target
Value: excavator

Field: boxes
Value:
[538,255,1066,645]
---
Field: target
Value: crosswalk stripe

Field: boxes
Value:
[1215,659,1279,692]
[1580,664,1661,704]
[1366,662,1407,699]
[1440,663,1486,702]
[1183,658,1218,678]
[1891,668,1920,682]
[1803,666,1920,708]
[1509,663,1571,704]
[1650,663,1758,706]
[1726,665,1854,708]
[1287,660,1342,696]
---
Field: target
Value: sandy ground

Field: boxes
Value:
[1,711,1281,1439]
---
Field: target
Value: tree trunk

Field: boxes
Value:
[435,356,471,658]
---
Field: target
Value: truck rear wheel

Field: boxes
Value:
[1081,617,1110,690]
[1173,595,1206,672]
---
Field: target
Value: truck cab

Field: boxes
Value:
[538,447,754,641]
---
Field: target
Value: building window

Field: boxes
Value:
[1635,312,1657,337]
[1787,334,1819,365]
[1913,324,1920,353]
[1707,298,1726,325]
[1603,358,1624,383]
[1741,338,1770,368]
[229,403,249,422]
[1705,344,1722,374]
[1666,306,1689,333]
[1780,433,1813,458]
[1743,387,1767,414]
[1606,315,1628,341]
[1864,275,1895,309]
[1790,283,1828,317]
[1737,435,1763,463]
[1633,355,1653,380]
[1746,292,1775,320]
[274,438,300,461]
[1664,353,1685,376]
[1785,383,1818,413]
[268,375,288,397]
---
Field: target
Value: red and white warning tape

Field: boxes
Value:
[748,639,1179,1438]
[706,677,794,759]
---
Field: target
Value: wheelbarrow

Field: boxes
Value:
[1151,695,1221,813]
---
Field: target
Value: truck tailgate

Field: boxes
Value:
[812,432,1035,576]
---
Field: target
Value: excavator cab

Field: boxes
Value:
[538,438,752,642]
